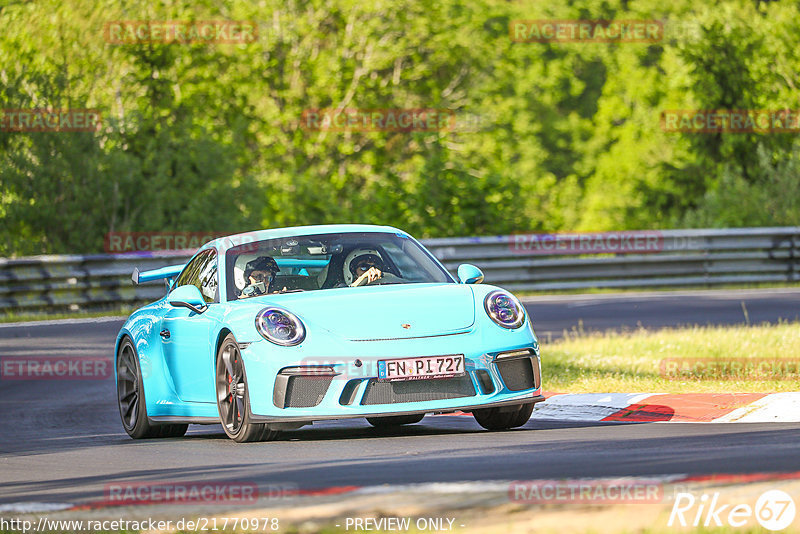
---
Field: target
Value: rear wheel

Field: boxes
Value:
[473,402,533,431]
[116,337,188,439]
[216,334,279,443]
[366,414,425,427]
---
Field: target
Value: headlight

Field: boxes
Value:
[255,307,305,346]
[484,290,525,329]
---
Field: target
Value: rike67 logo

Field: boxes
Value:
[669,490,796,531]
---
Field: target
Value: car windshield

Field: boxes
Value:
[225,231,453,300]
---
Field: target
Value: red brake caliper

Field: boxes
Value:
[228,366,233,404]
[234,357,241,420]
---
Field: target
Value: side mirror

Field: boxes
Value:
[168,285,208,314]
[457,264,484,284]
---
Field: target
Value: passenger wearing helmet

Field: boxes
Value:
[239,256,280,298]
[343,248,399,287]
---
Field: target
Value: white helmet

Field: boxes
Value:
[343,248,384,285]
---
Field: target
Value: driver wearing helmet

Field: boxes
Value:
[343,248,399,287]
[239,256,280,298]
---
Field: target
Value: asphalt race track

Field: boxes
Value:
[0,289,798,506]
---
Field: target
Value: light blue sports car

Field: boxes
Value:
[116,224,543,442]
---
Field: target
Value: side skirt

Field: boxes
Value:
[148,416,220,425]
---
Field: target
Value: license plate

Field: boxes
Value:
[377,355,465,381]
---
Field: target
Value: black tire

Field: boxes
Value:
[473,402,534,431]
[116,337,188,439]
[215,334,279,443]
[366,414,425,427]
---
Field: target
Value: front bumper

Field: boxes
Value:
[249,395,546,424]
[242,326,543,423]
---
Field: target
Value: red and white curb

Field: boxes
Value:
[532,392,800,423]
[4,471,800,513]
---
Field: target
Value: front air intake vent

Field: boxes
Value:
[283,375,333,408]
[274,366,338,408]
[495,357,536,391]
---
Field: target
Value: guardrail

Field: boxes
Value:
[1,227,798,312]
[427,227,800,291]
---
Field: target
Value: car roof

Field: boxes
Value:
[199,224,410,254]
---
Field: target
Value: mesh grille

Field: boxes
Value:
[284,375,333,408]
[361,374,476,405]
[496,357,536,391]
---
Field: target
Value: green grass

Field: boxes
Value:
[516,281,800,297]
[0,305,136,323]
[543,321,800,393]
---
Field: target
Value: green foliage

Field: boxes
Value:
[1,0,798,256]
[683,142,800,227]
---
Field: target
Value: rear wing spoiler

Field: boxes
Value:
[131,264,185,286]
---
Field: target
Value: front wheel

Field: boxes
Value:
[116,337,187,439]
[215,334,279,443]
[473,403,533,431]
[366,414,425,427]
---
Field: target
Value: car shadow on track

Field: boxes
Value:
[180,416,638,443]
[184,418,490,442]
[0,417,650,459]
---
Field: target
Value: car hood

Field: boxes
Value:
[259,283,476,341]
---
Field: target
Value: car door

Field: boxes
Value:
[161,249,219,403]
